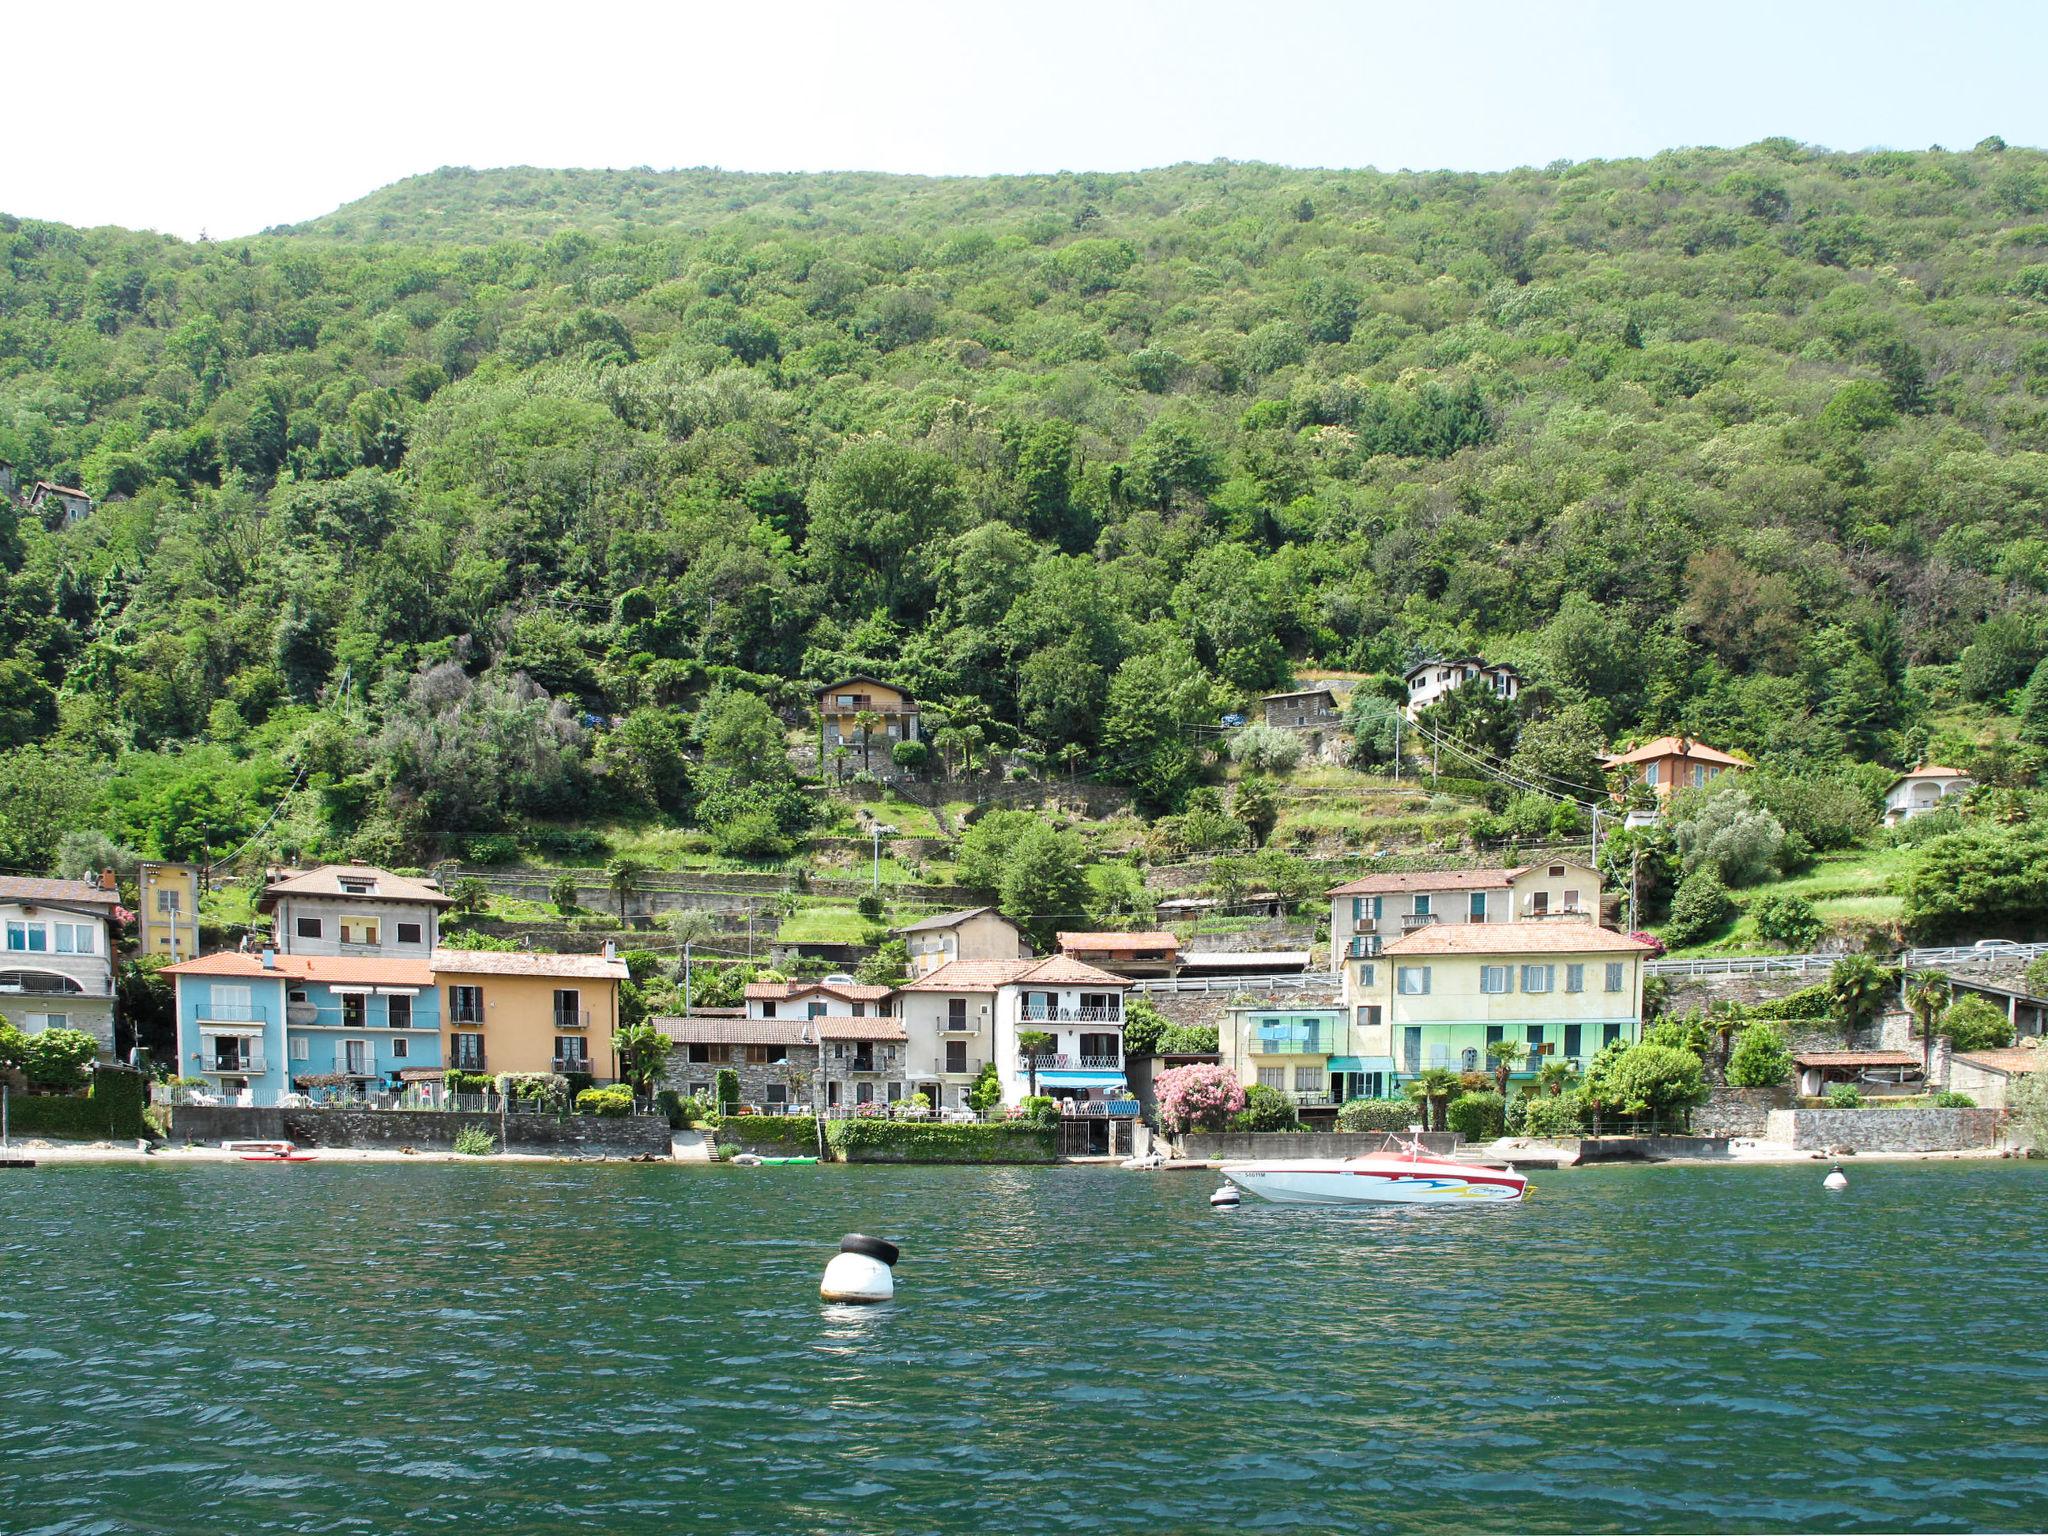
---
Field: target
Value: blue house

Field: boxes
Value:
[165,951,440,1106]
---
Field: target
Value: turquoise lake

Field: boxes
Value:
[2,1160,2045,1534]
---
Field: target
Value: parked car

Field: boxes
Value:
[1973,939,2022,952]
[1220,712,1246,728]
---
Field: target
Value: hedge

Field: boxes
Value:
[716,1115,824,1149]
[825,1119,1058,1163]
[5,1067,147,1140]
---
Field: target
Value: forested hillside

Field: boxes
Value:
[4,140,2048,877]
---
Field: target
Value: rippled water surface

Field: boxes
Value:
[3,1160,2046,1534]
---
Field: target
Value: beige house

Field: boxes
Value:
[1326,862,1601,991]
[1056,930,1179,979]
[1947,1046,2042,1110]
[1883,766,1971,826]
[257,864,451,957]
[817,676,919,771]
[896,907,1030,977]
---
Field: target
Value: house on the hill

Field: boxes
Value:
[1056,930,1180,979]
[0,873,125,1057]
[895,907,1030,977]
[816,676,919,775]
[1260,685,1342,730]
[1601,736,1747,816]
[1404,658,1520,720]
[1325,862,1602,986]
[256,864,451,957]
[27,481,92,527]
[1883,765,1972,825]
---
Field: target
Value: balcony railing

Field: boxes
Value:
[553,1009,591,1031]
[941,1016,979,1033]
[1018,1053,1123,1071]
[202,1056,266,1074]
[1058,1100,1141,1117]
[1019,1006,1123,1022]
[1345,936,1381,958]
[1254,1036,1326,1056]
[197,1002,268,1023]
[449,1051,487,1072]
[449,1007,486,1026]
[1400,913,1440,930]
[552,1056,592,1075]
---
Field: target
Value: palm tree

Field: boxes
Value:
[1537,1059,1576,1098]
[829,743,851,784]
[1708,1003,1743,1071]
[1906,970,1952,1081]
[1486,1038,1525,1098]
[853,709,881,771]
[1018,1029,1054,1098]
[665,908,719,1015]
[1059,742,1085,784]
[1407,1067,1460,1132]
[605,856,645,925]
[1827,954,1895,1046]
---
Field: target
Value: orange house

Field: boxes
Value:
[817,676,919,770]
[1602,736,1748,802]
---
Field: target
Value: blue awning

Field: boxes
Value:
[1028,1069,1127,1089]
[1328,1056,1396,1073]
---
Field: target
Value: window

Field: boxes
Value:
[451,1033,485,1070]
[1257,1067,1285,1089]
[388,994,413,1029]
[1605,962,1625,993]
[827,1081,841,1107]
[554,988,582,1028]
[1564,964,1584,994]
[852,1002,866,1018]
[342,993,367,1029]
[6,922,44,952]
[687,1043,711,1064]
[1355,961,1377,988]
[1480,965,1512,995]
[1644,762,1660,788]
[449,985,484,1024]
[1602,1022,1623,1047]
[855,1082,874,1104]
[55,923,93,954]
[1354,1004,1382,1029]
[887,1082,903,1104]
[156,889,181,913]
[1371,896,1383,921]
[746,1044,789,1065]
[1563,889,1580,911]
[1521,965,1554,994]
[1397,966,1430,996]
[765,1083,787,1106]
[807,1001,825,1018]
[1351,896,1366,922]
[1548,865,1565,878]
[396,922,423,945]
[391,1037,409,1060]
[688,1081,710,1099]
[290,1036,310,1062]
[760,1000,777,1018]
[212,983,253,1020]
[1469,892,1487,922]
[946,998,968,1029]
[1293,1065,1321,1092]
[1564,1024,1583,1060]
[1486,1024,1503,1046]
[340,918,379,946]
[1412,895,1432,917]
[556,1037,588,1068]
[296,916,322,939]
[945,1040,967,1073]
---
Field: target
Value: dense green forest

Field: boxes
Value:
[5,140,2048,878]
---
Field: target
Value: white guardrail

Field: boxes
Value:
[1647,943,2048,978]
[1130,972,1341,994]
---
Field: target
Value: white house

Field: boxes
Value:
[1883,766,1972,826]
[1404,658,1521,720]
[743,978,894,1019]
[257,864,451,957]
[895,955,1131,1110]
[0,874,124,1056]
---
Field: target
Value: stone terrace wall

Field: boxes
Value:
[172,1105,672,1156]
[1764,1107,2004,1153]
[1182,1131,1458,1160]
[1693,1087,1788,1138]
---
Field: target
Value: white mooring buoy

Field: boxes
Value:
[821,1233,899,1303]
[1823,1164,1849,1192]
[1210,1184,1241,1208]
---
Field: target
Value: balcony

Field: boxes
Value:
[201,1056,266,1075]
[551,1056,593,1075]
[449,1049,487,1073]
[553,1009,591,1031]
[197,1003,268,1024]
[1400,913,1440,931]
[1018,1053,1123,1071]
[1253,1035,1326,1056]
[1345,936,1381,959]
[449,1007,486,1027]
[941,1016,980,1034]
[1019,1006,1122,1023]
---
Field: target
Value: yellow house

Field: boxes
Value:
[138,861,203,960]
[1364,924,1656,1083]
[431,949,630,1081]
[817,676,919,771]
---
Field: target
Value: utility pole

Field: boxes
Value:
[1394,712,1402,782]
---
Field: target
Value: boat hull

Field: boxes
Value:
[1222,1158,1525,1205]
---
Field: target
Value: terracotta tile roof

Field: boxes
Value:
[163,952,436,984]
[1601,736,1748,769]
[257,863,453,911]
[744,980,893,1002]
[1950,1047,2045,1076]
[1381,924,1654,957]
[1327,868,1516,897]
[896,905,1006,934]
[30,481,89,500]
[816,1015,907,1041]
[1790,1049,1923,1069]
[1016,954,1131,987]
[1889,764,1972,786]
[897,959,1038,992]
[1057,931,1179,952]
[654,1015,815,1046]
[0,876,123,909]
[431,950,628,980]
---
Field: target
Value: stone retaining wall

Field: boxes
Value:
[1181,1131,1459,1160]
[1693,1086,1788,1138]
[171,1105,673,1156]
[1763,1106,2004,1152]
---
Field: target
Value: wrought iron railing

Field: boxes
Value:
[1019,1006,1123,1022]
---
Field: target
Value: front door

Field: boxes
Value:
[1402,1027,1422,1075]
[344,1039,369,1077]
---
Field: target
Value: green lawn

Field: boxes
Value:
[1661,844,1915,956]
[776,905,882,945]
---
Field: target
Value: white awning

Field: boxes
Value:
[374,986,419,996]
[327,985,374,996]
[197,1024,264,1038]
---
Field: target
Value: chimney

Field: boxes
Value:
[102,868,118,893]
[602,940,617,961]
[260,947,277,970]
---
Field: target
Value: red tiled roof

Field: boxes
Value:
[1950,1047,2044,1076]
[1381,924,1654,957]
[1790,1050,1923,1069]
[654,1015,814,1046]
[816,1015,907,1041]
[1327,869,1516,897]
[432,950,628,980]
[0,876,123,909]
[163,952,435,984]
[256,863,453,911]
[744,980,893,1002]
[1601,736,1748,769]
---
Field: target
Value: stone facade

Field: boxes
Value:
[1693,1086,1790,1137]
[661,1046,818,1111]
[1763,1106,2005,1153]
[171,1104,672,1155]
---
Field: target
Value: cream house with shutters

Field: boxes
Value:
[257,864,451,957]
[1327,862,1601,992]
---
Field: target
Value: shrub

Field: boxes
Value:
[1825,1084,1863,1109]
[890,738,929,772]
[1725,1022,1795,1088]
[826,1118,1057,1163]
[714,1067,740,1115]
[21,1028,100,1092]
[1019,1095,1059,1128]
[1940,994,2016,1051]
[453,1125,497,1156]
[1336,1098,1416,1133]
[1522,1090,1588,1137]
[1119,996,1168,1054]
[1447,1090,1506,1141]
[1673,784,1785,887]
[1153,1063,1246,1135]
[1751,892,1825,950]
[1227,724,1304,773]
[855,891,885,920]
[1583,1042,1709,1122]
[1933,1091,1977,1108]
[1158,1023,1219,1054]
[576,1085,635,1117]
[549,871,580,913]
[654,1088,686,1128]
[443,1070,493,1095]
[1230,1082,1300,1131]
[464,833,521,865]
[1663,868,1735,948]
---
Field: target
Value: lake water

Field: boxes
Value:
[2,1160,2045,1535]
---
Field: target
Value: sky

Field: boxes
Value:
[9,0,2046,239]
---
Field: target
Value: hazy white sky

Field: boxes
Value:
[10,0,2044,239]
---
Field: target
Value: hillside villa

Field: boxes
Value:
[895,906,1030,977]
[257,863,451,956]
[1404,658,1521,719]
[1602,736,1748,814]
[1883,765,1972,825]
[816,676,919,772]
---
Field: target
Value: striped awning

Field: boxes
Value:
[1031,1069,1127,1089]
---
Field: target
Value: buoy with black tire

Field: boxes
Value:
[1824,1164,1848,1192]
[1210,1184,1240,1208]
[821,1233,899,1302]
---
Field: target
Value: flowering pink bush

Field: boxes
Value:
[1154,1064,1246,1135]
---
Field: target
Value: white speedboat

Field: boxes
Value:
[1220,1135,1526,1205]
